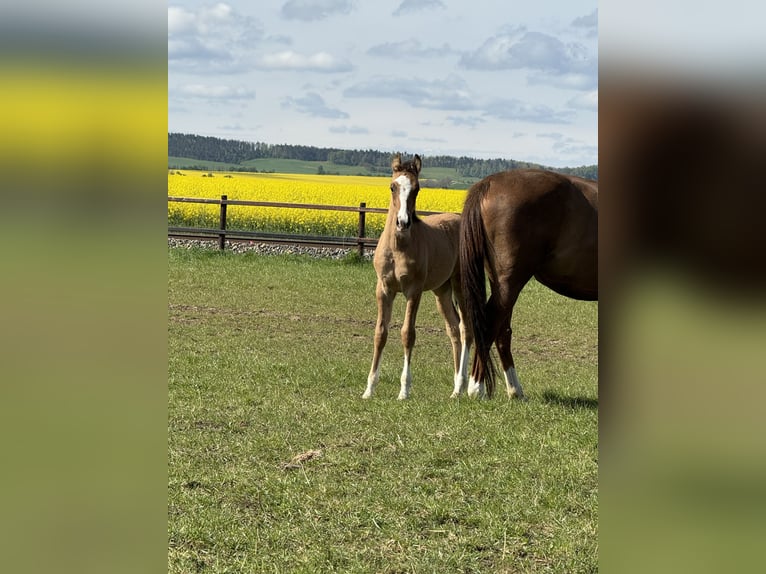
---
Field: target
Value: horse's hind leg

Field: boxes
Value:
[466,290,510,399]
[467,274,528,399]
[398,291,422,400]
[434,283,469,398]
[496,322,526,400]
[493,271,530,399]
[363,282,394,399]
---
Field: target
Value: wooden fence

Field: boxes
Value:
[168,195,445,257]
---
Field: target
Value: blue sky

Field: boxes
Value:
[168,1,598,167]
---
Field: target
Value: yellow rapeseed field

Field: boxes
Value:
[168,170,467,237]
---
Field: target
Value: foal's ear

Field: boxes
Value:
[391,153,402,171]
[413,154,422,174]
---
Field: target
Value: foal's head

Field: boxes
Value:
[390,153,422,233]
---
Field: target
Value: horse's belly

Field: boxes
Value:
[535,267,598,300]
[532,246,595,298]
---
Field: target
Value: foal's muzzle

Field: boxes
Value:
[396,216,411,231]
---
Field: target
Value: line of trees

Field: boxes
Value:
[168,133,597,180]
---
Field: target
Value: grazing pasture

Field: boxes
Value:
[168,246,598,572]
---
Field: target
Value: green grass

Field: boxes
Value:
[169,156,241,170]
[240,158,382,176]
[168,247,598,572]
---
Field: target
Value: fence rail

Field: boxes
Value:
[168,195,445,256]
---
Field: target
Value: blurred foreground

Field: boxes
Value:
[601,2,766,570]
[0,3,166,573]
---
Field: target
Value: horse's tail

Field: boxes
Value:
[460,180,497,397]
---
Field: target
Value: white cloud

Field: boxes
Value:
[281,0,354,21]
[447,115,486,128]
[282,92,349,119]
[168,38,232,63]
[344,75,475,111]
[206,2,232,20]
[344,73,574,124]
[168,3,262,73]
[167,6,197,36]
[177,84,256,101]
[367,39,452,59]
[460,25,597,91]
[329,125,369,134]
[393,0,445,17]
[483,98,573,124]
[572,9,598,37]
[551,137,597,158]
[168,3,241,37]
[461,27,589,73]
[567,90,598,111]
[527,71,597,91]
[255,50,353,72]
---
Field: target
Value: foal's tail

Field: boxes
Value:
[459,180,497,397]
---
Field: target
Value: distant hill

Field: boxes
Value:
[168,133,598,181]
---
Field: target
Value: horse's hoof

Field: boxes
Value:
[362,391,372,399]
[397,393,409,400]
[449,391,460,399]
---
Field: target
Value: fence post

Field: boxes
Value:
[357,202,366,258]
[219,195,228,250]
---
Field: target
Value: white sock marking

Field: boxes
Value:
[504,366,525,399]
[451,340,470,397]
[398,355,412,400]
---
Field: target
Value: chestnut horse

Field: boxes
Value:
[363,154,472,400]
[460,169,598,399]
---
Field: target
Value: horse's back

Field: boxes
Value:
[478,169,596,208]
[421,211,461,250]
[475,169,598,300]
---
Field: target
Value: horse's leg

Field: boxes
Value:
[456,306,473,397]
[445,277,473,397]
[398,291,422,400]
[496,321,526,400]
[433,283,467,398]
[363,282,394,399]
[493,272,530,399]
[466,290,508,399]
[467,274,528,399]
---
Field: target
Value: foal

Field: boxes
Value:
[363,154,471,400]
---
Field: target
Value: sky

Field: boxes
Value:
[168,1,598,168]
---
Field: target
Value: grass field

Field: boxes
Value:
[168,247,598,572]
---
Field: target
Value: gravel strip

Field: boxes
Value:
[168,237,374,260]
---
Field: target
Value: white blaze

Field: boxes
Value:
[395,174,412,228]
